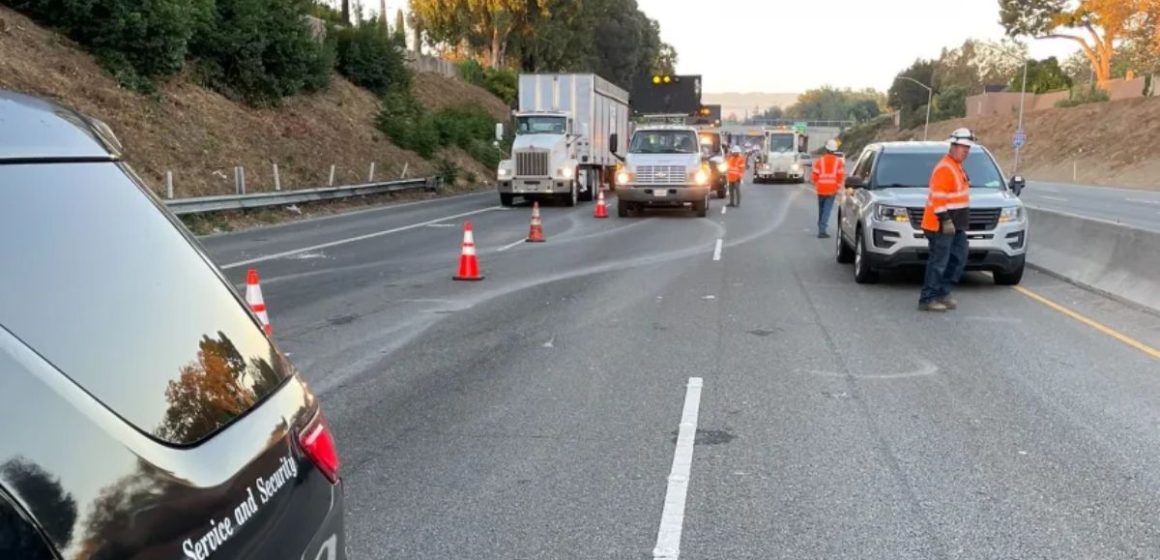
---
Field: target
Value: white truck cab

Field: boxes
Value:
[613,124,711,218]
[755,129,810,183]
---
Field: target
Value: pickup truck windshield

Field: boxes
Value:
[630,130,699,154]
[517,116,566,135]
[873,151,1006,189]
[767,134,795,153]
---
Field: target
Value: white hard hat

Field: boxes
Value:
[730,146,742,154]
[825,139,839,152]
[948,128,977,147]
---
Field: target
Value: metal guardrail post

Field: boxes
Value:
[166,171,174,199]
[368,162,375,182]
[273,164,281,191]
[329,165,336,187]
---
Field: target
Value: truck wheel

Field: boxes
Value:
[694,197,708,218]
[994,264,1025,286]
[617,199,630,218]
[579,170,595,202]
[500,193,514,207]
[853,228,879,284]
[560,181,578,207]
[836,215,855,264]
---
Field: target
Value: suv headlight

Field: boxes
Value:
[875,205,911,224]
[999,206,1024,223]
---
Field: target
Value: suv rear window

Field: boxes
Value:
[0,162,290,445]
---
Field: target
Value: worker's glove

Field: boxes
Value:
[940,220,955,235]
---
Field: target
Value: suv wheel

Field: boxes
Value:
[836,217,855,264]
[853,228,879,284]
[994,263,1025,285]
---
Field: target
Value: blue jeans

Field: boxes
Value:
[920,229,969,304]
[817,195,835,234]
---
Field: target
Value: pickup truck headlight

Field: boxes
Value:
[999,206,1024,223]
[616,170,631,185]
[875,205,911,224]
[693,169,709,186]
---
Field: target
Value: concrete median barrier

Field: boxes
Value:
[1026,207,1160,313]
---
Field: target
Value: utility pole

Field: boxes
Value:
[1014,60,1029,174]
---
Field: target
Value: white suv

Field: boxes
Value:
[835,141,1029,285]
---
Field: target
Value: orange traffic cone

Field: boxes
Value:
[526,201,545,242]
[454,221,484,281]
[594,188,609,219]
[245,268,273,335]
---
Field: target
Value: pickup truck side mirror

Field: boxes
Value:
[495,123,504,142]
[1009,175,1026,196]
[845,176,865,189]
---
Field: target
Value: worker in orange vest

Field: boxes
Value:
[726,145,747,207]
[811,139,845,238]
[919,128,975,312]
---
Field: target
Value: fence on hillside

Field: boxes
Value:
[966,77,1153,118]
[407,53,457,80]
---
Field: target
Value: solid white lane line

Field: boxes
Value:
[712,238,723,261]
[496,238,527,252]
[1126,198,1160,206]
[221,207,502,269]
[1038,195,1070,202]
[721,204,727,215]
[652,377,704,560]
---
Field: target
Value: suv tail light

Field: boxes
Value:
[299,410,341,483]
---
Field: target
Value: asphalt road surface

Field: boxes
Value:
[1023,180,1160,232]
[201,178,1160,559]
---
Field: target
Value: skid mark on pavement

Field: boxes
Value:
[802,358,940,380]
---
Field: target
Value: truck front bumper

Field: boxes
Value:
[498,177,571,194]
[616,184,709,205]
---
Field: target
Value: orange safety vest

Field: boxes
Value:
[921,154,971,232]
[726,154,746,182]
[811,154,845,196]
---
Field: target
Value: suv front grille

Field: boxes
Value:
[635,165,686,184]
[516,151,549,176]
[906,207,1001,231]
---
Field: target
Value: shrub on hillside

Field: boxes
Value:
[435,158,460,185]
[431,105,496,149]
[467,139,504,170]
[456,59,487,86]
[336,20,410,96]
[838,114,892,156]
[190,0,334,106]
[3,0,209,90]
[454,59,517,105]
[1055,86,1110,108]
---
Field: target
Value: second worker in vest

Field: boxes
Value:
[918,128,977,312]
[811,139,845,238]
[726,145,747,208]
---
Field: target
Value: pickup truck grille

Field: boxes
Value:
[906,207,1002,231]
[516,151,549,176]
[635,165,687,184]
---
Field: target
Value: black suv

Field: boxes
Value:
[0,91,346,559]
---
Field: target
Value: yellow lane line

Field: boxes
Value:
[1014,286,1160,360]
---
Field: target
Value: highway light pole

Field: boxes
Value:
[1014,60,1029,174]
[895,76,933,141]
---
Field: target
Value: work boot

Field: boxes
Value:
[918,301,949,312]
[937,297,958,310]
[817,232,830,239]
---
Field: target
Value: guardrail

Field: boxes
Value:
[164,177,438,216]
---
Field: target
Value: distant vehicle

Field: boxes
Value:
[836,141,1029,285]
[755,128,809,183]
[497,74,630,207]
[697,129,728,199]
[613,124,712,217]
[0,90,346,560]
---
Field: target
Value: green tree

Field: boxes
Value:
[1009,56,1073,93]
[932,85,967,121]
[888,59,936,127]
[336,20,411,95]
[410,0,545,68]
[394,8,407,46]
[999,0,1155,88]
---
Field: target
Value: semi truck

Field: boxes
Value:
[496,74,630,207]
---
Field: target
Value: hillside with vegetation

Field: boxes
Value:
[0,1,511,199]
